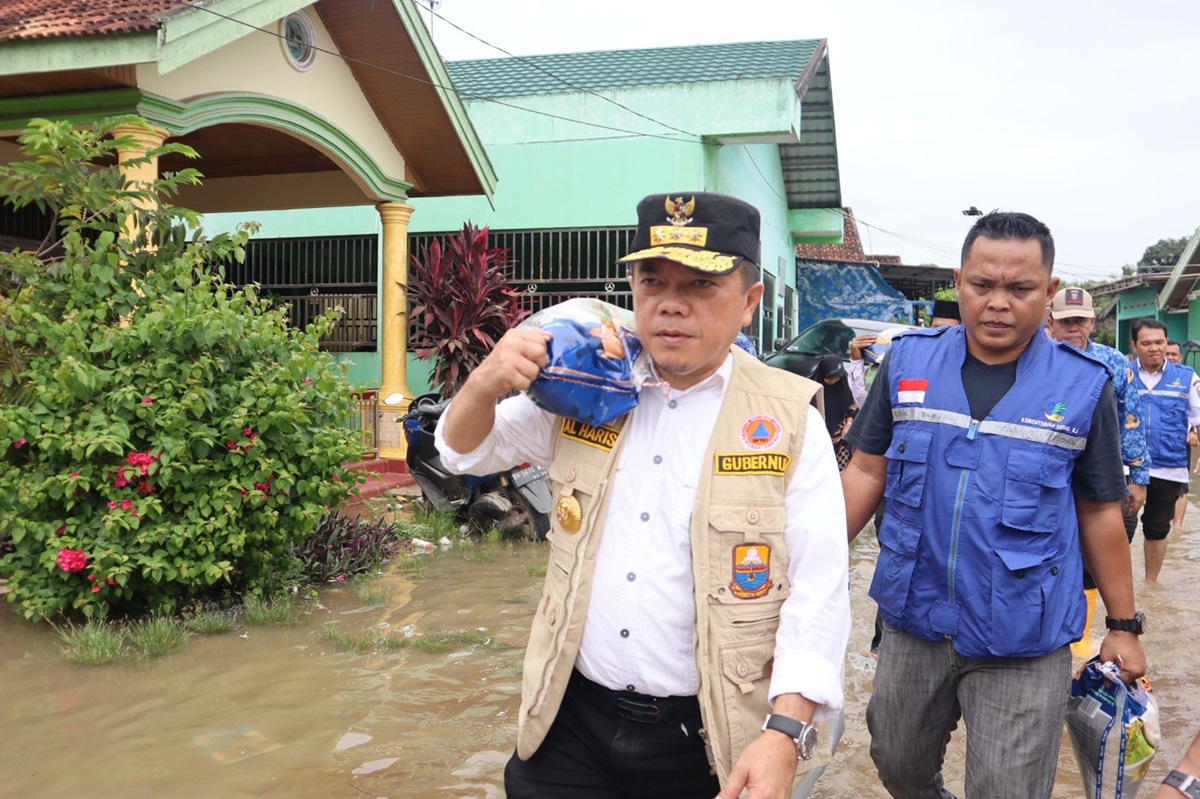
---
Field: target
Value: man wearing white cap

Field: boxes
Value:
[1047,287,1148,651]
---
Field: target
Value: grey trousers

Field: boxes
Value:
[866,622,1072,799]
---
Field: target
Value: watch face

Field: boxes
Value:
[798,724,818,761]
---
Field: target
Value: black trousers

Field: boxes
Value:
[1124,476,1182,542]
[504,669,720,799]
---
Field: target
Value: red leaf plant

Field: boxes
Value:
[407,223,526,398]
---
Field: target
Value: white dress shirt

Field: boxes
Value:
[847,358,869,408]
[1135,360,1200,483]
[434,354,851,721]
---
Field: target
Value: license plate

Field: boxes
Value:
[511,464,547,487]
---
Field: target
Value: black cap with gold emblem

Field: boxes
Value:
[617,192,761,275]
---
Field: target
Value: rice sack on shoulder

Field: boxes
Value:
[521,299,644,427]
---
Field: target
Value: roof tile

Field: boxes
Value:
[447,39,822,99]
[0,0,179,43]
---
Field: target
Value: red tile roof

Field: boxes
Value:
[0,0,180,43]
[795,207,901,265]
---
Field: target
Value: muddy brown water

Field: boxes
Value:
[3,506,1200,798]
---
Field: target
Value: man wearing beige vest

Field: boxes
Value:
[437,192,851,798]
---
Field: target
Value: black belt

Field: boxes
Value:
[568,669,700,725]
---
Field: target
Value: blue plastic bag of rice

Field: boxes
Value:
[1065,657,1160,799]
[520,299,644,427]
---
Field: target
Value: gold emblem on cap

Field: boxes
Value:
[664,195,696,226]
[556,496,582,533]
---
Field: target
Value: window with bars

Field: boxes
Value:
[229,235,379,352]
[410,226,638,319]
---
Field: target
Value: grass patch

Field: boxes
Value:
[409,629,492,653]
[183,609,236,635]
[481,526,502,543]
[243,593,310,626]
[463,548,493,563]
[355,579,391,606]
[325,626,407,654]
[394,553,429,580]
[526,563,547,578]
[405,503,461,541]
[499,591,528,604]
[126,615,189,660]
[53,620,128,665]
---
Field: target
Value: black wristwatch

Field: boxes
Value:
[1104,611,1145,635]
[762,714,817,762]
[1163,769,1200,798]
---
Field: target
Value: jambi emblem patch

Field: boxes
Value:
[740,415,782,450]
[730,544,773,599]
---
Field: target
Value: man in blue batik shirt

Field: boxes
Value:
[1047,287,1148,653]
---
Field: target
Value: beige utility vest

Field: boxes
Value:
[515,349,832,786]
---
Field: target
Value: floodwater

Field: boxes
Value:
[3,503,1200,799]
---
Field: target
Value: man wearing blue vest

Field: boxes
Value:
[1126,318,1200,584]
[842,211,1146,799]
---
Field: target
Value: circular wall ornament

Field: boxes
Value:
[280,11,317,71]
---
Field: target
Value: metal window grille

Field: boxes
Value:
[409,226,638,319]
[229,235,379,352]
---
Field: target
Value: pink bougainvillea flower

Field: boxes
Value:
[243,427,255,437]
[105,577,118,586]
[138,480,154,494]
[56,548,88,573]
[69,471,80,478]
[141,397,154,405]
[13,438,26,449]
[88,574,98,582]
[91,584,102,594]
[54,525,66,536]
[107,501,118,509]
[303,377,312,385]
[226,440,238,450]
[120,499,134,512]
[336,575,345,583]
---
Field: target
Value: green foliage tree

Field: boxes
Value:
[408,223,526,398]
[1138,236,1190,273]
[0,117,361,621]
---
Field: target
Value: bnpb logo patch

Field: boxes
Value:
[740,415,782,450]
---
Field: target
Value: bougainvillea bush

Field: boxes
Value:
[0,117,361,620]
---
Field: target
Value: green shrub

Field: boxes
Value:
[0,117,361,620]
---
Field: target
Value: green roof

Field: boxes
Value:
[448,39,823,99]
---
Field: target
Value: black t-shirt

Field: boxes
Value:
[847,352,1127,503]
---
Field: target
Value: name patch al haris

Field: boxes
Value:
[715,451,792,476]
[560,418,620,451]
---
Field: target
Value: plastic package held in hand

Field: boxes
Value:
[519,298,645,427]
[1065,657,1160,799]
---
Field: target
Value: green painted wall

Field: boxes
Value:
[1189,296,1200,342]
[409,137,705,233]
[1164,313,1189,344]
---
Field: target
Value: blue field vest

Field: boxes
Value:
[871,326,1110,658]
[1133,361,1193,469]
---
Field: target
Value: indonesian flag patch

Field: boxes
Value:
[897,379,928,404]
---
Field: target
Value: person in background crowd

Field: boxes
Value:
[929,298,961,328]
[1046,287,1148,656]
[1165,340,1195,532]
[1128,319,1200,583]
[842,211,1144,799]
[817,353,858,471]
[437,192,851,799]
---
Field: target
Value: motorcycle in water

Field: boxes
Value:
[401,393,552,541]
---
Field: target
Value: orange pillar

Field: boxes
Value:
[377,201,415,460]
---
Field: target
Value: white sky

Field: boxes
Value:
[418,0,1200,283]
